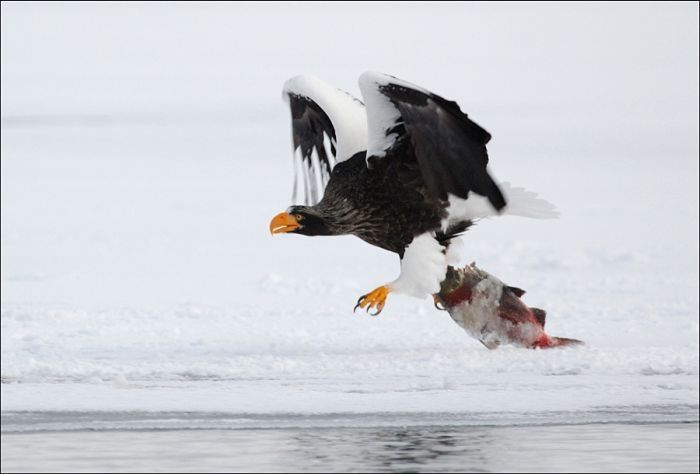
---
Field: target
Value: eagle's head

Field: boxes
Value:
[269,206,334,236]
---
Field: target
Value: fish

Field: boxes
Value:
[435,264,583,349]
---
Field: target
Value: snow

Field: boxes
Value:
[1,2,698,427]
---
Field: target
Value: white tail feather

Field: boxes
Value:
[500,183,559,219]
[445,182,559,225]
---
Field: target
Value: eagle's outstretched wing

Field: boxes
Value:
[283,75,367,205]
[358,71,506,211]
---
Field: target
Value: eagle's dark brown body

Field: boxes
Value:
[299,151,459,256]
[318,153,446,255]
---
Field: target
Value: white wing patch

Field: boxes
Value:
[390,233,447,298]
[283,75,368,162]
[358,71,430,160]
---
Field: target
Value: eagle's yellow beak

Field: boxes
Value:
[269,212,300,234]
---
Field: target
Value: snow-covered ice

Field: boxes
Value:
[1,2,698,431]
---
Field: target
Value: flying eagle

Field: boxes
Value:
[270,72,556,315]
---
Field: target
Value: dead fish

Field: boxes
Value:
[435,264,583,349]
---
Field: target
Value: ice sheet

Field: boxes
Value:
[1,2,698,422]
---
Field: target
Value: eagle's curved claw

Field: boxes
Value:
[353,299,362,313]
[433,295,447,311]
[354,285,391,316]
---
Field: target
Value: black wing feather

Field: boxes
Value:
[287,93,337,204]
[378,82,506,211]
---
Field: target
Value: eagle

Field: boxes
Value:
[270,72,556,315]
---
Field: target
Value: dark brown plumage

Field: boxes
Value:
[289,149,471,257]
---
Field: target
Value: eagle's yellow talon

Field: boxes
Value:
[354,285,391,316]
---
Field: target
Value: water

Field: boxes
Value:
[2,423,697,472]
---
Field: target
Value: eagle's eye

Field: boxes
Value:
[295,214,304,222]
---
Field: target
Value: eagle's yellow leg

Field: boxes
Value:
[354,285,392,316]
